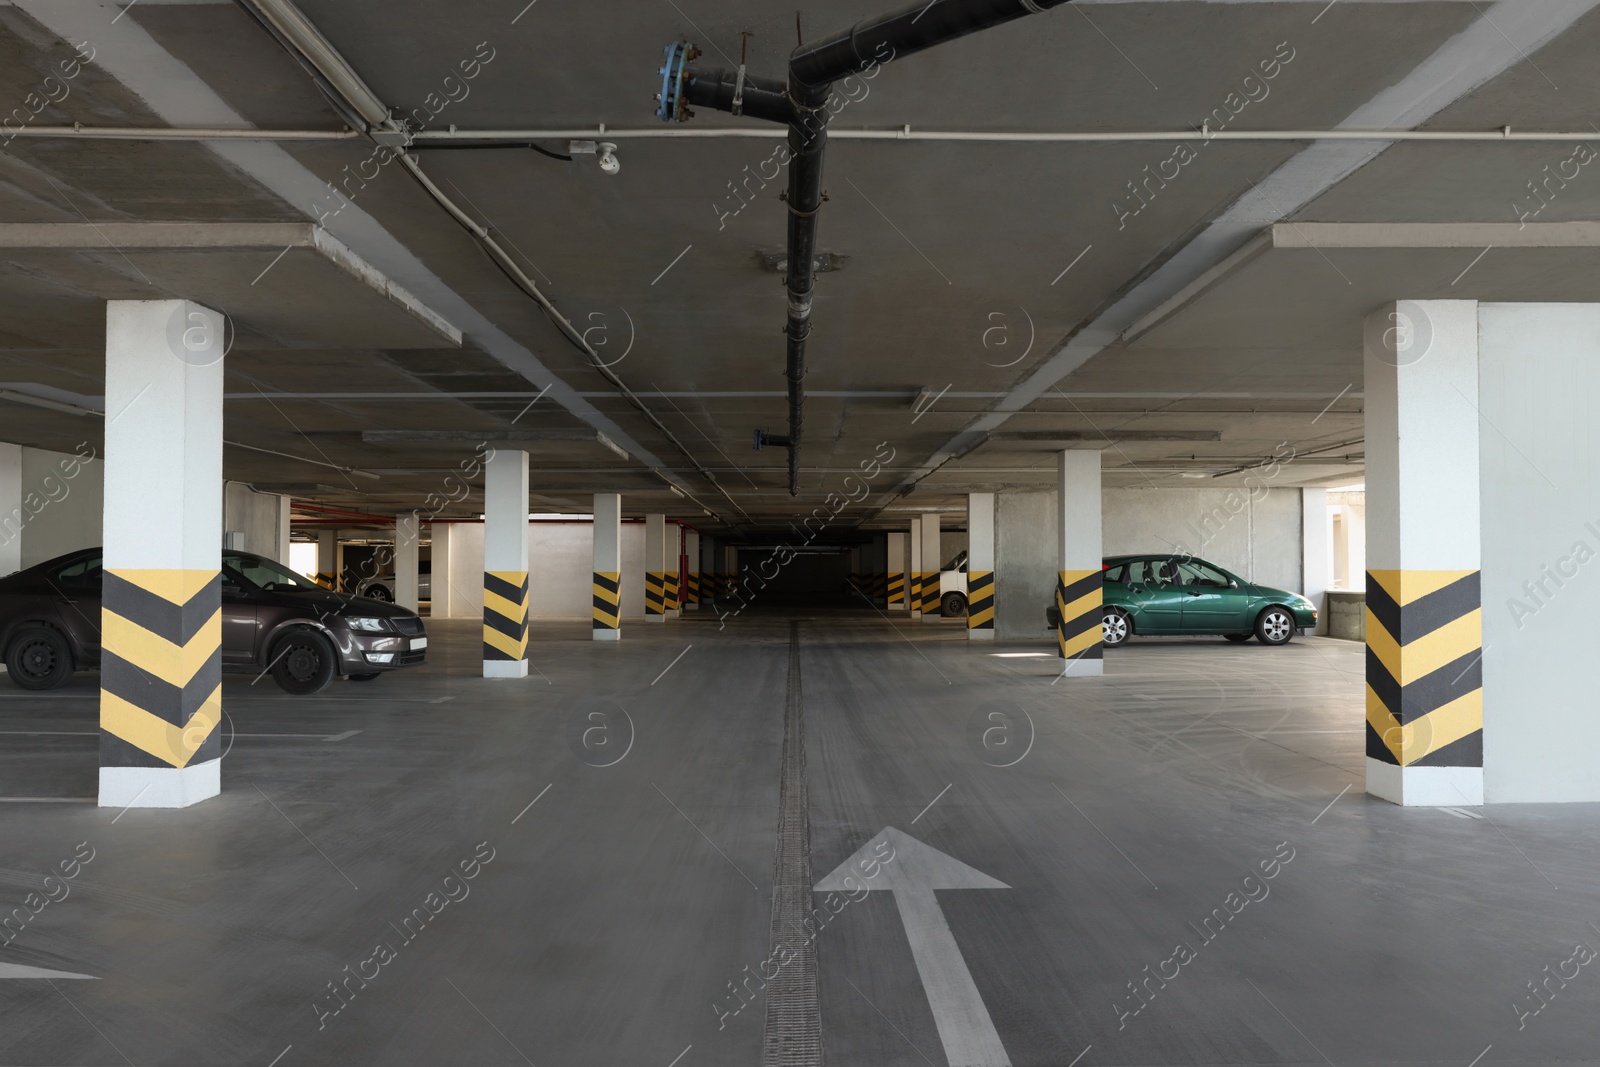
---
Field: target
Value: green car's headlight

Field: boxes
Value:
[345,616,391,632]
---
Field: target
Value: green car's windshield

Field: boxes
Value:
[223,554,320,592]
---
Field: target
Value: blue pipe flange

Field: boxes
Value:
[656,40,695,122]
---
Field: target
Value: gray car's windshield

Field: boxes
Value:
[223,554,320,592]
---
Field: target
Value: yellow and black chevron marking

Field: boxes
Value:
[592,571,621,631]
[908,571,923,611]
[1365,569,1482,768]
[313,571,334,590]
[967,570,995,629]
[645,571,667,616]
[100,569,221,770]
[1056,569,1104,661]
[664,570,680,612]
[684,571,700,606]
[483,570,529,661]
[887,571,906,606]
[920,572,941,615]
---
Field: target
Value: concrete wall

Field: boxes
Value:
[1478,303,1600,803]
[1104,486,1305,594]
[442,522,484,619]
[995,492,1058,641]
[222,481,285,558]
[19,444,102,569]
[528,523,593,619]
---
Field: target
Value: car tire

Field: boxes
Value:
[270,629,338,695]
[1101,608,1132,648]
[363,584,394,603]
[941,592,967,618]
[1255,606,1296,646]
[347,673,382,682]
[5,626,74,690]
[1224,633,1252,643]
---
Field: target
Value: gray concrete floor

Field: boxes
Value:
[1,605,1598,1066]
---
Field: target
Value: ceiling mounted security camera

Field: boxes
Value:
[597,142,620,175]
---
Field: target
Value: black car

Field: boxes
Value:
[0,549,427,695]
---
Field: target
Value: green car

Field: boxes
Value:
[1098,554,1317,647]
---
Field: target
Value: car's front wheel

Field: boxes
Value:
[363,584,394,603]
[941,592,967,618]
[5,626,74,690]
[1101,608,1132,648]
[270,630,338,695]
[1255,606,1296,645]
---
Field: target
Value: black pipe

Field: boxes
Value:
[665,0,1073,495]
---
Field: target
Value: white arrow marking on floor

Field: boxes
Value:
[816,826,1011,1067]
[0,962,96,979]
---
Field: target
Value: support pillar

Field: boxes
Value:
[645,513,667,621]
[909,517,923,618]
[920,512,942,622]
[685,530,700,611]
[592,493,622,640]
[967,493,995,639]
[1055,450,1104,677]
[315,529,337,590]
[723,544,738,603]
[700,536,716,604]
[1302,488,1330,636]
[0,442,21,577]
[665,523,681,618]
[99,299,224,808]
[394,512,420,613]
[1364,300,1482,805]
[431,523,458,618]
[275,494,293,566]
[482,449,529,678]
[887,532,907,610]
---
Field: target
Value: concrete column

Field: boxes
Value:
[909,517,923,618]
[394,513,420,613]
[482,449,529,678]
[685,530,701,611]
[700,536,716,603]
[920,512,942,622]
[99,299,224,808]
[666,523,681,618]
[1055,450,1104,677]
[968,492,996,639]
[593,493,621,640]
[723,544,738,604]
[314,530,336,589]
[275,494,293,566]
[644,513,667,621]
[0,442,20,577]
[887,532,907,610]
[1302,488,1330,636]
[1364,300,1482,805]
[431,523,456,618]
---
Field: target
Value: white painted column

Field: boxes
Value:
[593,493,621,640]
[1056,450,1104,677]
[920,511,942,622]
[685,530,700,612]
[644,513,667,621]
[909,517,923,618]
[1364,300,1482,805]
[0,442,21,577]
[99,299,224,808]
[316,529,337,589]
[275,494,293,566]
[394,513,420,613]
[1302,488,1330,636]
[431,523,457,617]
[667,523,682,618]
[482,449,530,678]
[967,492,996,640]
[887,532,907,610]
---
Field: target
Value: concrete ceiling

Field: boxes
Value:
[0,0,1597,535]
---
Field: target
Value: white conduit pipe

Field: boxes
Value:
[6,125,1593,143]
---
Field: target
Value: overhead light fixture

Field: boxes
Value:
[0,388,101,417]
[668,484,685,498]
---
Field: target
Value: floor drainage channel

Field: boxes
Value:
[762,621,821,1066]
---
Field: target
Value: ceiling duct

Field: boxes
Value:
[658,0,1074,495]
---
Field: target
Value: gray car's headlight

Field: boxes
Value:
[345,616,391,632]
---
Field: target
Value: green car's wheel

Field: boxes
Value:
[1101,608,1132,648]
[1224,633,1252,643]
[1255,606,1296,645]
